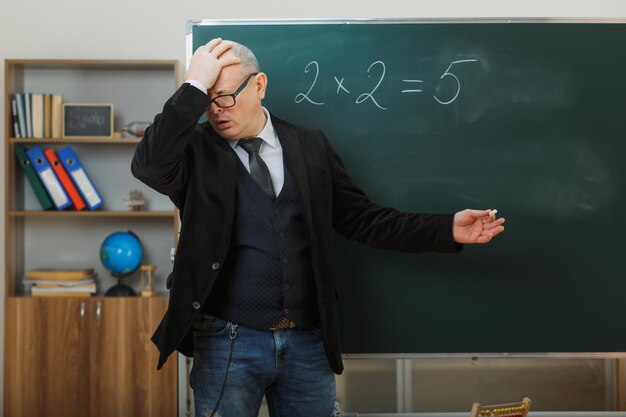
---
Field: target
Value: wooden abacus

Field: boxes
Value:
[470,397,531,417]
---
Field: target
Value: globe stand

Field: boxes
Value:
[100,230,143,297]
[104,275,137,297]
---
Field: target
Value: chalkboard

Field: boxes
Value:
[63,103,113,138]
[189,20,626,355]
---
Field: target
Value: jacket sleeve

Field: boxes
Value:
[324,132,461,253]
[131,83,208,197]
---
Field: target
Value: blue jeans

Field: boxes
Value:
[190,314,336,417]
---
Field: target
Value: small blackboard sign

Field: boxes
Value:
[62,103,114,138]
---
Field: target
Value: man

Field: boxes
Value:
[132,38,505,417]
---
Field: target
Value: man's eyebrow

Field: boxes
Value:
[213,87,233,95]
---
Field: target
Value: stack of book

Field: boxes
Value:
[23,269,98,297]
[10,93,63,139]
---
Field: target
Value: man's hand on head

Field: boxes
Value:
[184,38,241,91]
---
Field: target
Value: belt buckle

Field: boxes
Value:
[269,317,296,330]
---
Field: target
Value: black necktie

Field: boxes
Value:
[238,137,276,200]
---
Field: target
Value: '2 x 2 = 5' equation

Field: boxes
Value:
[294,59,479,110]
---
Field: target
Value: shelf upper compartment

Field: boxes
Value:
[4,58,182,297]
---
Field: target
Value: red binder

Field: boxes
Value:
[44,148,86,211]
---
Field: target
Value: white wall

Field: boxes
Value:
[2,0,626,409]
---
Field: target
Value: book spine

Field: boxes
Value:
[57,146,104,210]
[15,94,26,138]
[44,148,87,211]
[14,146,55,210]
[51,95,63,138]
[11,98,20,138]
[45,94,52,138]
[24,93,32,138]
[31,94,44,139]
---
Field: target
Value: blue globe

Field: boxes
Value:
[100,231,143,278]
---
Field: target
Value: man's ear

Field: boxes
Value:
[255,72,268,100]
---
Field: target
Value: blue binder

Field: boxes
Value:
[57,146,104,210]
[26,146,71,210]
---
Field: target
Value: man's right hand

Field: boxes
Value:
[184,38,241,91]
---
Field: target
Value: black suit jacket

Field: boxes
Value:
[131,83,461,374]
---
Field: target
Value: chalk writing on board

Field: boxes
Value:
[295,61,325,105]
[355,61,388,110]
[334,76,351,95]
[68,112,107,129]
[294,58,479,108]
[433,59,478,105]
[401,79,424,93]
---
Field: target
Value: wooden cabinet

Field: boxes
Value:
[4,297,91,417]
[4,296,176,417]
[3,60,182,416]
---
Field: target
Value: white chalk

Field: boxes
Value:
[489,209,498,216]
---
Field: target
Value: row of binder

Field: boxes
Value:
[11,93,63,139]
[15,145,104,211]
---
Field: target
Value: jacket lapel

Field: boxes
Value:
[273,116,324,293]
[273,116,314,234]
[205,125,237,240]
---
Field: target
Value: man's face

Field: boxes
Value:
[205,60,266,140]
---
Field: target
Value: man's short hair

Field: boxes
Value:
[230,42,260,74]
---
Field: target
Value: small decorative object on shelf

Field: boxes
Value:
[62,103,114,138]
[140,265,157,297]
[100,230,143,296]
[121,121,151,138]
[124,189,145,211]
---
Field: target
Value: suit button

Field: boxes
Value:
[278,232,285,239]
[211,262,220,270]
[284,308,290,315]
[192,301,201,310]
[273,209,280,216]
[283,284,290,290]
[282,257,288,264]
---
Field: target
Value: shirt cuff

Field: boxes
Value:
[185,80,208,95]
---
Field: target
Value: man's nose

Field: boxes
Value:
[208,102,224,114]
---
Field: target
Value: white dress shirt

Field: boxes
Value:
[185,80,285,196]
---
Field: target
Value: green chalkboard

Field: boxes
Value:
[189,20,626,355]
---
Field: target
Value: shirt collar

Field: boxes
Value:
[230,107,277,150]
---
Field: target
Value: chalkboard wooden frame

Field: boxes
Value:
[62,103,114,138]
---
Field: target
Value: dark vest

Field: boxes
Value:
[202,152,319,329]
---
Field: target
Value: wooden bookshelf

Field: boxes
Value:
[3,59,181,417]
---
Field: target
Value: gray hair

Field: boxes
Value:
[230,42,260,73]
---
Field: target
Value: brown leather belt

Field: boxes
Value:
[269,317,297,330]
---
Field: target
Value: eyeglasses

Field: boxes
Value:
[206,72,259,110]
